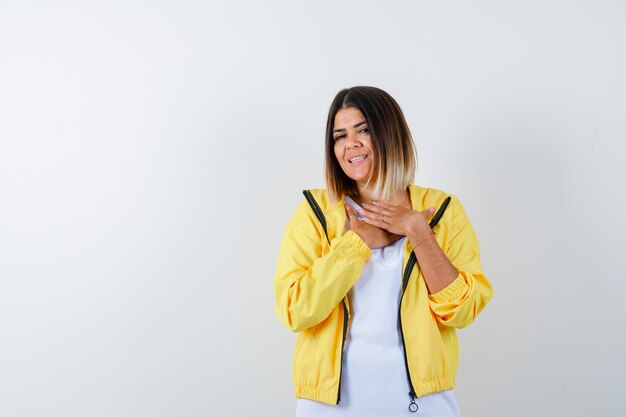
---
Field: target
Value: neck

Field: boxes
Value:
[356,184,411,209]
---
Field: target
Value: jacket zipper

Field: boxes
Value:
[336,298,349,404]
[398,195,451,413]
[398,251,419,413]
[301,190,349,405]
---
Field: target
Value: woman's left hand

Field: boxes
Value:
[360,201,436,237]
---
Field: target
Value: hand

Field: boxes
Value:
[359,200,436,238]
[345,204,404,249]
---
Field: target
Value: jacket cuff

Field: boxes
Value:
[429,273,468,303]
[333,230,372,260]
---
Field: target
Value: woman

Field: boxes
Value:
[274,86,493,416]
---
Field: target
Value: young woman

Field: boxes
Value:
[274,86,493,416]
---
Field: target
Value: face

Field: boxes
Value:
[332,107,375,189]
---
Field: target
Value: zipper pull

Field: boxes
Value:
[408,391,418,413]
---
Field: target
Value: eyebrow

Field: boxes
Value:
[333,120,368,134]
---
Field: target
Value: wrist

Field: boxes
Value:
[408,227,434,249]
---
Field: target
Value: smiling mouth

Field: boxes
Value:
[349,155,368,164]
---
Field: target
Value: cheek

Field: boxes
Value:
[364,137,373,149]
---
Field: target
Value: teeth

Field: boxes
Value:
[350,155,366,163]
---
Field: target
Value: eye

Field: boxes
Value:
[359,127,369,134]
[334,135,345,141]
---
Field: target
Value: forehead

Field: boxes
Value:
[333,107,366,128]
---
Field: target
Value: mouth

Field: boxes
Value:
[349,154,368,164]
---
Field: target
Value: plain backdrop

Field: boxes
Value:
[1,1,625,416]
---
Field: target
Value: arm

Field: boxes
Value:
[273,199,372,332]
[413,195,493,328]
[408,228,458,294]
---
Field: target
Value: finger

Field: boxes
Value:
[419,207,435,221]
[370,200,399,209]
[361,216,390,230]
[360,210,395,225]
[424,206,436,217]
[345,204,362,222]
[361,203,393,216]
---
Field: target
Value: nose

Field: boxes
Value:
[345,132,361,148]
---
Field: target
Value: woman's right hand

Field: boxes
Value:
[345,204,404,249]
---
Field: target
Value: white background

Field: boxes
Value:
[1,1,625,416]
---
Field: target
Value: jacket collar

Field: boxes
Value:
[325,184,426,240]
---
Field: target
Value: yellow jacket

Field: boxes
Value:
[273,184,493,405]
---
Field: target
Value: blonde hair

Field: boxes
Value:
[324,86,417,203]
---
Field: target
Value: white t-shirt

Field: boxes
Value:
[295,236,462,417]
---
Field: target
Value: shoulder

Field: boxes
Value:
[305,188,342,212]
[408,183,461,208]
[283,188,338,234]
[408,184,470,226]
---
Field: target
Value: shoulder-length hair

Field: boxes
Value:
[324,86,417,204]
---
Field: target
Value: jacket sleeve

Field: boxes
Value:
[428,194,494,328]
[273,198,372,332]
